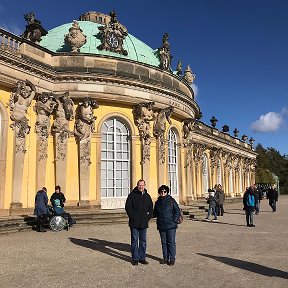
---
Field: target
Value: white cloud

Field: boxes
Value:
[282,107,288,116]
[191,83,199,98]
[250,112,283,132]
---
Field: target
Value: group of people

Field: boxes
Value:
[125,180,182,266]
[34,185,76,232]
[205,184,225,221]
[243,184,279,227]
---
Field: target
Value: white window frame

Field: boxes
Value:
[101,118,131,198]
[168,129,178,196]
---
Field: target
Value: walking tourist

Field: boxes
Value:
[125,179,153,266]
[205,189,218,221]
[153,185,181,266]
[267,185,278,213]
[34,187,48,232]
[215,184,225,216]
[243,186,256,227]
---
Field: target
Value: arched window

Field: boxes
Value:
[168,129,178,196]
[229,167,234,194]
[217,158,222,185]
[101,118,131,198]
[202,154,209,194]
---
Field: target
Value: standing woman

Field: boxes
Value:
[34,187,48,232]
[153,185,181,266]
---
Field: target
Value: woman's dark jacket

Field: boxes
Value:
[153,195,181,232]
[215,190,225,205]
[34,190,48,216]
[125,187,153,229]
[50,192,66,207]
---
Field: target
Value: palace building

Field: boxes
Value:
[0,11,257,214]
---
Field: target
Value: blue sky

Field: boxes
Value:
[0,0,287,155]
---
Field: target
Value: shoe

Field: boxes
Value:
[139,259,149,265]
[205,218,209,221]
[160,259,168,264]
[212,218,217,221]
[167,260,175,266]
[250,224,255,227]
[37,228,47,232]
[131,260,138,266]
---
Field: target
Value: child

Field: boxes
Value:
[205,189,218,221]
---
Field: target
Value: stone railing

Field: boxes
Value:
[0,28,21,55]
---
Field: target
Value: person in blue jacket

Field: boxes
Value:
[153,185,181,266]
[34,187,48,232]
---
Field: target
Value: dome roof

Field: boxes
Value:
[39,21,161,67]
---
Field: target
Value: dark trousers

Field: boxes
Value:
[36,214,48,231]
[159,228,176,261]
[269,199,276,212]
[217,204,224,216]
[130,228,147,261]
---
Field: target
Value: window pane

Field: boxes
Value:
[107,188,114,197]
[116,188,122,197]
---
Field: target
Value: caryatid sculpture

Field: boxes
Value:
[133,102,155,163]
[34,92,57,160]
[74,98,99,166]
[52,93,74,161]
[74,97,99,142]
[8,80,36,152]
[153,106,174,164]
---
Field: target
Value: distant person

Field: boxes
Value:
[125,179,153,266]
[50,185,66,208]
[267,186,278,213]
[34,187,48,232]
[205,189,217,221]
[215,184,225,216]
[252,184,260,215]
[243,186,256,227]
[153,185,181,266]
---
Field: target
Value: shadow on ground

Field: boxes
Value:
[197,253,288,279]
[69,237,162,263]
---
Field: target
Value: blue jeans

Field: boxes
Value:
[130,228,147,261]
[245,210,254,225]
[207,207,217,220]
[159,228,176,261]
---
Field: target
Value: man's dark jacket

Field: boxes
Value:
[125,187,153,229]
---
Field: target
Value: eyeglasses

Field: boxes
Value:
[159,190,167,194]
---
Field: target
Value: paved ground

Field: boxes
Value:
[0,196,287,288]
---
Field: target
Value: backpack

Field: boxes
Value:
[246,194,255,207]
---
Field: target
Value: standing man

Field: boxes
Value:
[243,186,256,227]
[125,179,153,266]
[50,185,66,207]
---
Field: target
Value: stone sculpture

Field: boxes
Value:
[64,20,87,52]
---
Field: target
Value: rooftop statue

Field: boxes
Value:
[64,20,87,52]
[21,12,47,43]
[183,65,196,85]
[158,33,172,71]
[97,10,128,56]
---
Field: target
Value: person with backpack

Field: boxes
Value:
[153,185,181,266]
[243,186,256,227]
[34,187,48,232]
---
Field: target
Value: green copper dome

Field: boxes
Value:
[40,21,160,67]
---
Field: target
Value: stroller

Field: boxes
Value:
[46,205,70,231]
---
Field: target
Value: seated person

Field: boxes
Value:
[52,199,76,227]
